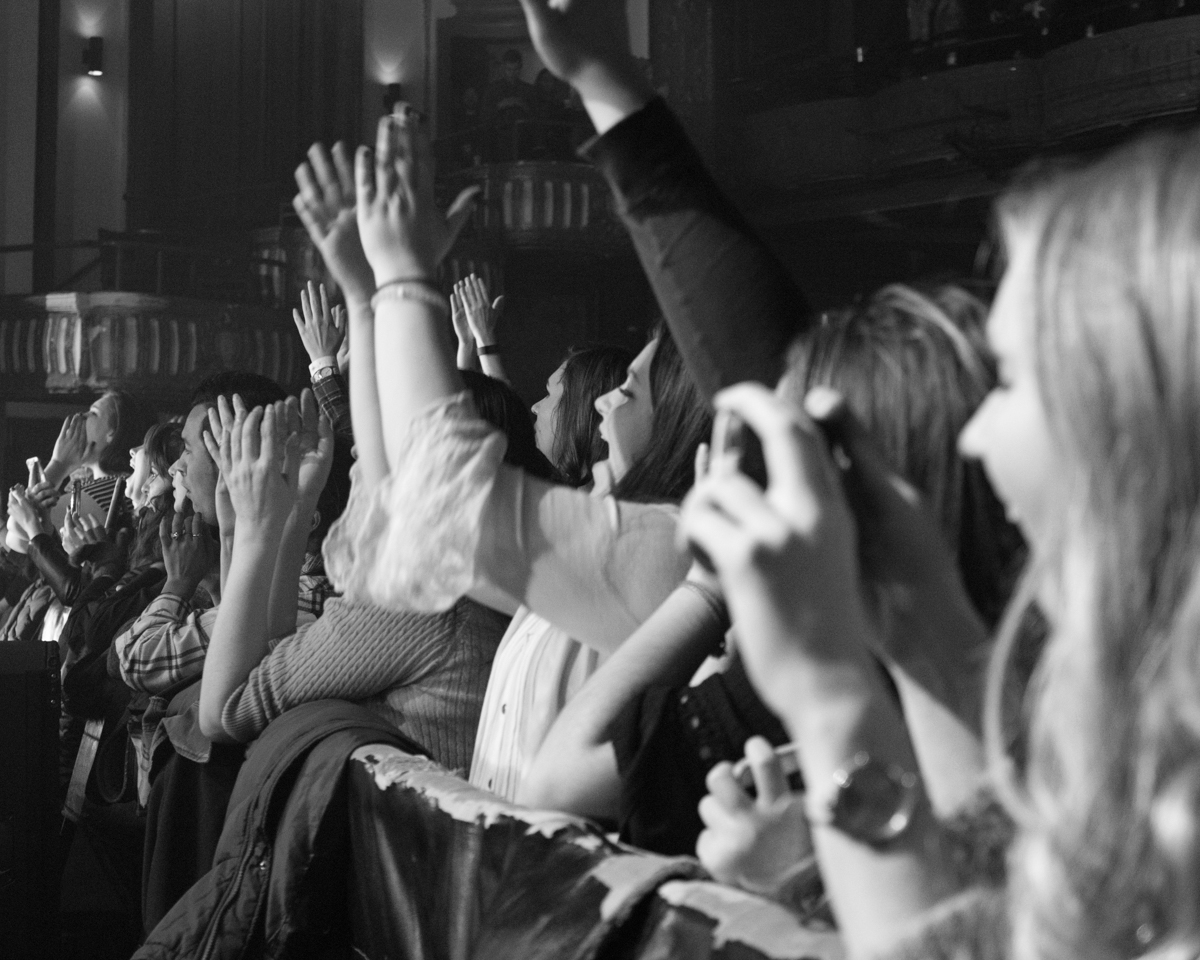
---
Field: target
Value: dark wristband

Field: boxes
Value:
[477,344,502,356]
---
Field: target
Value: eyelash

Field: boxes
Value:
[618,387,634,400]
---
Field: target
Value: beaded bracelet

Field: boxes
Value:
[370,279,449,316]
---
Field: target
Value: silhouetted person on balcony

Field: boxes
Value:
[481,49,535,128]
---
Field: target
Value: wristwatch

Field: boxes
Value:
[308,356,338,381]
[806,751,922,847]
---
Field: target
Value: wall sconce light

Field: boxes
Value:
[82,37,104,76]
[384,82,404,114]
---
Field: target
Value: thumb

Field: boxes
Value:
[491,294,505,315]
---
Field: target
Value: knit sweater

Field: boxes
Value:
[221,595,508,773]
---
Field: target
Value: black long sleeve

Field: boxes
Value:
[582,99,811,399]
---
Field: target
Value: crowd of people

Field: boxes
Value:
[7,0,1200,957]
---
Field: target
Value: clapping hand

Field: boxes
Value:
[455,274,504,349]
[293,389,334,506]
[212,399,296,535]
[292,281,345,367]
[293,143,376,308]
[697,737,816,904]
[204,397,240,539]
[7,486,51,542]
[354,108,478,287]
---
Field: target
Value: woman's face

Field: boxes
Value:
[85,394,118,465]
[144,469,172,505]
[594,338,657,482]
[127,446,151,510]
[958,232,1060,558]
[532,361,568,461]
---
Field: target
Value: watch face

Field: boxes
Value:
[832,759,920,844]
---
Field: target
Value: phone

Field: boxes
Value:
[710,408,768,489]
[26,458,42,487]
[731,742,805,797]
[105,476,126,536]
[68,479,82,516]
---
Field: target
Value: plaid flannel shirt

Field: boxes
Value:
[312,369,352,439]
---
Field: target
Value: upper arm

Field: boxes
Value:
[477,473,689,652]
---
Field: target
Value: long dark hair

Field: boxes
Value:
[611,323,712,505]
[97,391,156,476]
[552,346,632,488]
[462,370,557,481]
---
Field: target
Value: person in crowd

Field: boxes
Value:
[522,284,1021,857]
[481,49,535,127]
[43,391,155,523]
[532,344,632,488]
[196,372,548,773]
[293,280,353,439]
[292,131,709,803]
[451,273,508,384]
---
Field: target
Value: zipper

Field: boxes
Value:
[197,836,266,960]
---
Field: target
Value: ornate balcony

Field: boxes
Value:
[0,292,304,406]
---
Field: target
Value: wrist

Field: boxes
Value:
[163,577,200,598]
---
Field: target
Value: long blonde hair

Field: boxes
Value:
[984,128,1200,960]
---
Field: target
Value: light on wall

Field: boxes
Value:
[82,37,104,76]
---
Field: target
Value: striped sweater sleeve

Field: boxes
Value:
[220,598,451,743]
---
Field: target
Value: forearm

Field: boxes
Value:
[347,300,388,490]
[198,530,279,741]
[42,459,72,489]
[478,353,509,384]
[373,299,463,472]
[265,507,313,640]
[26,535,82,606]
[781,660,958,958]
[521,582,724,813]
[219,534,233,597]
[584,100,809,399]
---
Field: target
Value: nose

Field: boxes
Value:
[595,388,619,416]
[957,403,987,460]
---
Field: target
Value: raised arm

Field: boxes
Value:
[198,403,295,743]
[519,0,809,398]
[519,562,728,817]
[293,281,353,438]
[456,274,510,384]
[294,142,387,489]
[354,111,476,469]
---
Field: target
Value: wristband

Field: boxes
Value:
[370,279,448,316]
[308,356,337,379]
[477,343,502,357]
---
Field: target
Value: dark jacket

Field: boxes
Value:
[135,700,424,960]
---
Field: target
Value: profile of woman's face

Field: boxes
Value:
[531,361,568,462]
[85,394,119,466]
[127,446,151,510]
[958,231,1059,559]
[594,338,658,482]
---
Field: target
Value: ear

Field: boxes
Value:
[309,509,321,534]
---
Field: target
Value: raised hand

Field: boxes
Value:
[696,737,815,903]
[51,413,89,473]
[293,142,376,308]
[221,402,296,534]
[160,508,219,598]
[294,389,334,505]
[8,486,50,541]
[354,109,478,286]
[203,396,240,539]
[292,281,346,365]
[679,384,874,716]
[455,274,504,348]
[516,0,636,87]
[335,306,350,373]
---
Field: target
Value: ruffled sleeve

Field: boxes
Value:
[323,393,507,612]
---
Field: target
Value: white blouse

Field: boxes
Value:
[323,393,690,653]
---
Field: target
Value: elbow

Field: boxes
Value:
[198,700,239,744]
[515,762,558,811]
